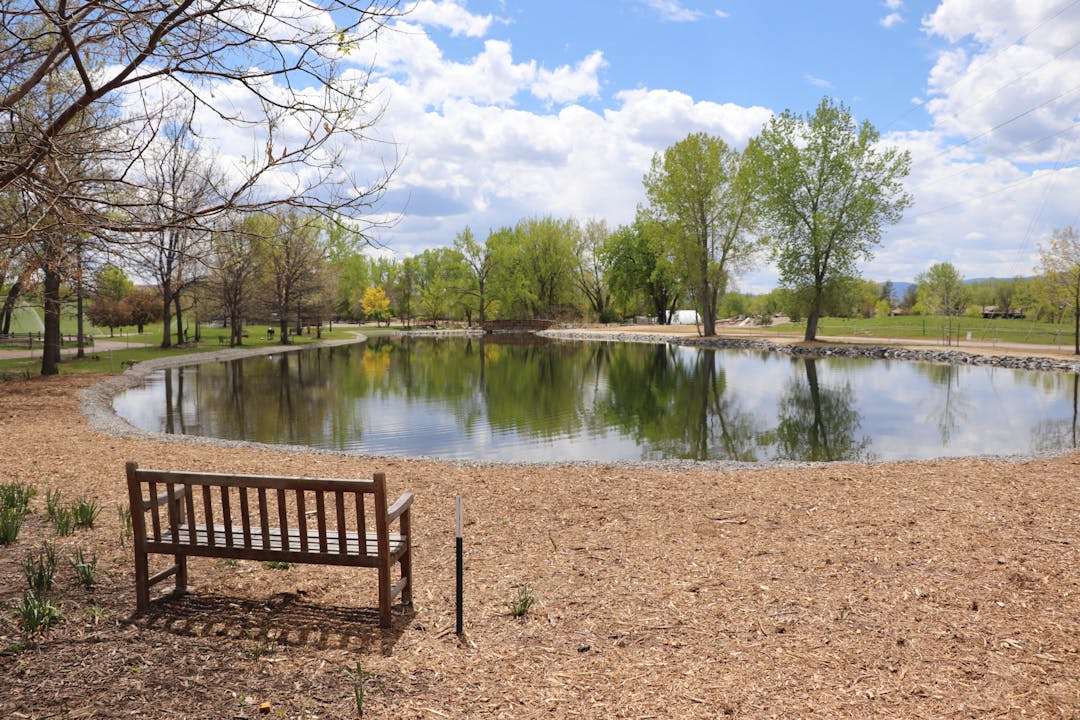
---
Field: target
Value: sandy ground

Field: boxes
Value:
[0,333,1078,719]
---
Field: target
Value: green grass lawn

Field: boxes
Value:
[760,315,1077,348]
[0,324,359,376]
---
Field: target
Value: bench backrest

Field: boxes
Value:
[125,461,392,559]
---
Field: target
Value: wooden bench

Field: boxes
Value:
[125,461,414,627]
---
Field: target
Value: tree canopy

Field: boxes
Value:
[642,132,760,336]
[752,97,912,341]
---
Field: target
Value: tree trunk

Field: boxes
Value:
[160,280,173,349]
[478,280,486,326]
[76,281,86,358]
[174,293,184,345]
[1073,281,1079,355]
[0,279,21,335]
[41,265,62,376]
[804,310,820,342]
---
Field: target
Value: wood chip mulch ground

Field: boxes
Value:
[0,373,1077,719]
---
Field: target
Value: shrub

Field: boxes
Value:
[45,488,63,520]
[117,504,132,548]
[509,585,536,618]
[51,507,74,536]
[0,482,36,515]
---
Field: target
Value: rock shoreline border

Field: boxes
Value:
[538,329,1080,374]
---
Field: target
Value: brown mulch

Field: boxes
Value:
[0,374,1078,719]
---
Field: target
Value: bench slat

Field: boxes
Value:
[316,490,328,553]
[258,488,270,549]
[335,491,347,556]
[148,480,162,542]
[277,488,289,552]
[148,524,406,560]
[184,484,197,545]
[296,490,308,553]
[221,486,234,547]
[240,487,252,549]
[355,491,366,553]
[202,485,215,545]
[166,482,181,545]
[129,469,378,493]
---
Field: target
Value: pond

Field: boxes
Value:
[112,335,1080,463]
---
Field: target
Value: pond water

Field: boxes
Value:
[112,336,1080,463]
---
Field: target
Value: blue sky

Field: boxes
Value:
[195,0,1080,292]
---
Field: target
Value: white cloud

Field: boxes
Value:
[880,12,903,28]
[921,0,1080,164]
[532,51,607,104]
[406,0,495,38]
[803,73,834,89]
[640,0,705,23]
[139,0,1079,292]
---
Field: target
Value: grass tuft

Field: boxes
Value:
[69,546,97,589]
[22,543,58,595]
[71,496,100,529]
[509,585,536,618]
[14,591,63,635]
[0,508,24,545]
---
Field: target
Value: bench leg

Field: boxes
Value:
[134,548,150,611]
[174,554,188,595]
[399,546,413,607]
[378,562,392,628]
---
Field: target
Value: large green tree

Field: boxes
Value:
[1038,226,1080,354]
[489,216,579,319]
[573,218,613,322]
[453,226,495,326]
[602,216,682,324]
[753,97,912,341]
[643,132,760,336]
[917,261,967,346]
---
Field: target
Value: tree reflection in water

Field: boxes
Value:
[114,337,1079,462]
[774,358,872,462]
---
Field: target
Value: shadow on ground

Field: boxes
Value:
[129,591,411,655]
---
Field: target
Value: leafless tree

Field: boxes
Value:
[1,0,401,222]
[207,213,266,346]
[128,117,216,348]
[261,211,328,344]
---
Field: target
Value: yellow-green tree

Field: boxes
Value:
[360,285,391,326]
[1039,226,1080,355]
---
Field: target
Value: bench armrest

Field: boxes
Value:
[387,492,414,523]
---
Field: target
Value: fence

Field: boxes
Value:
[0,332,91,350]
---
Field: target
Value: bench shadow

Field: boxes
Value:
[130,592,411,656]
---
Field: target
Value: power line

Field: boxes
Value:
[914,121,1080,191]
[907,160,1078,220]
[912,80,1080,170]
[882,0,1080,133]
